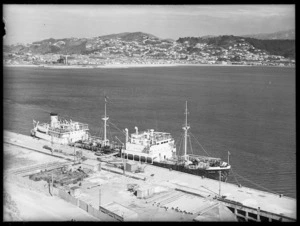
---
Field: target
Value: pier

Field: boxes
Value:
[4,130,296,222]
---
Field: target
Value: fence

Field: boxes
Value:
[54,187,116,221]
[58,188,78,206]
[79,199,88,212]
[6,174,116,221]
[87,204,109,220]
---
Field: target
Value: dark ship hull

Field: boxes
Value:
[153,161,230,182]
[121,153,230,182]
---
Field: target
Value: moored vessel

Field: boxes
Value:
[31,113,89,144]
[121,101,231,182]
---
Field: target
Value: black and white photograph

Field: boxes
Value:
[3,4,295,222]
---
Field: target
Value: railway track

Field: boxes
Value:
[4,140,75,176]
[4,139,75,160]
[7,161,72,176]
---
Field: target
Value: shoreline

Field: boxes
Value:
[4,63,295,69]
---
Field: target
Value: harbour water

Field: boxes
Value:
[3,65,296,198]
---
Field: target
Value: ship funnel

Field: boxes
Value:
[125,128,129,142]
[50,113,58,128]
[134,126,138,135]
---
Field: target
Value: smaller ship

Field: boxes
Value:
[121,101,231,182]
[31,113,89,145]
[72,96,122,155]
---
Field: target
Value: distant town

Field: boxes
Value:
[4,32,295,67]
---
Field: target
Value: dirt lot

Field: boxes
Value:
[3,132,99,221]
[4,142,66,172]
[3,180,98,221]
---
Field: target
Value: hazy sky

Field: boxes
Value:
[3,4,295,45]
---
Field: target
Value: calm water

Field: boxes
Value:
[3,66,296,198]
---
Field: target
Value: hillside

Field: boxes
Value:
[242,29,295,40]
[177,35,295,59]
[243,38,295,59]
[3,32,295,66]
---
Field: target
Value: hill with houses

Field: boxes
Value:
[3,32,295,66]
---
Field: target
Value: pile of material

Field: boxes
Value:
[193,203,237,222]
[29,166,89,186]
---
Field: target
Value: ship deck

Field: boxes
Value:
[4,130,296,221]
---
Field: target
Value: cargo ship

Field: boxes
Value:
[31,113,89,145]
[31,97,120,156]
[121,101,231,182]
[31,99,230,181]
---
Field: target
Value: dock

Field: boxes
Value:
[4,130,296,222]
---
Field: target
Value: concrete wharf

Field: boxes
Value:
[4,131,296,222]
[139,162,296,221]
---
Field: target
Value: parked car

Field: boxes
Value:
[43,145,52,151]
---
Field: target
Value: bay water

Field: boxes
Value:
[3,65,296,198]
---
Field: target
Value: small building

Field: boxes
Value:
[70,186,81,197]
[136,185,154,199]
[100,202,138,221]
[82,159,101,172]
[125,162,138,173]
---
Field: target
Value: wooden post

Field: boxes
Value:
[257,207,261,221]
[51,134,53,155]
[219,171,221,197]
[99,186,101,208]
[228,151,230,165]
[121,148,125,175]
[51,172,53,195]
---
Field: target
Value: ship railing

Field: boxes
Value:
[154,136,171,142]
[90,135,102,140]
[77,123,89,130]
[187,154,221,161]
[48,128,77,134]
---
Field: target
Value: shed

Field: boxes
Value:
[70,186,81,197]
[136,185,154,199]
[125,162,138,172]
[82,159,101,172]
[100,202,138,221]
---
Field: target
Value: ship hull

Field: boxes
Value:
[31,129,68,144]
[120,153,230,182]
[153,161,230,182]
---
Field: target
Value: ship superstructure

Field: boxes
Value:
[123,127,176,163]
[31,113,89,144]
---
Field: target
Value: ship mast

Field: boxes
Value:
[183,101,190,161]
[102,96,109,146]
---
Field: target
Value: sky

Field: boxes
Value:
[3,4,295,45]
